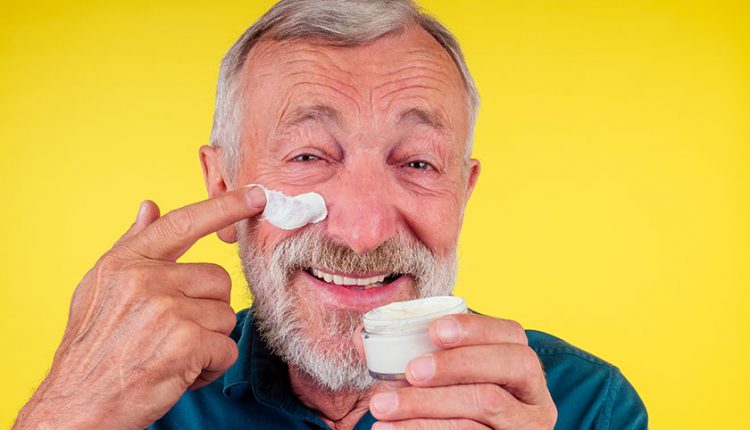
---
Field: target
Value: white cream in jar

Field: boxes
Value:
[361,296,468,380]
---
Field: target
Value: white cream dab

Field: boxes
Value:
[249,184,327,230]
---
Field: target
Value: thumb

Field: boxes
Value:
[117,200,161,244]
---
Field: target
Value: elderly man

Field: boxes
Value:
[14,0,647,429]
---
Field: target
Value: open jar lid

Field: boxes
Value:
[363,296,467,334]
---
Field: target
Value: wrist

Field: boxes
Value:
[14,379,108,430]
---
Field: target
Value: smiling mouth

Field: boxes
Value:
[305,267,403,290]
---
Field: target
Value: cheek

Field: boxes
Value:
[397,186,464,255]
[238,161,465,257]
[243,160,335,189]
[241,218,299,256]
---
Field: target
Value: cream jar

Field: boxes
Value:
[362,296,468,380]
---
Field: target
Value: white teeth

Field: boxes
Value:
[309,268,391,287]
[340,276,359,286]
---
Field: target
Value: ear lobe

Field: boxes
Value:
[199,145,238,243]
[215,226,239,244]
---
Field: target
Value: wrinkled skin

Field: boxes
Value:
[13,187,267,429]
[14,24,556,430]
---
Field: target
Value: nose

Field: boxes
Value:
[325,168,398,254]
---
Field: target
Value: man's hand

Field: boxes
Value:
[368,314,557,429]
[14,186,266,430]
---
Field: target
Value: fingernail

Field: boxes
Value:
[436,318,461,344]
[136,201,147,221]
[408,354,435,382]
[371,391,398,415]
[245,185,266,208]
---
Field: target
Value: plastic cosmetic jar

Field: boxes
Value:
[361,296,468,380]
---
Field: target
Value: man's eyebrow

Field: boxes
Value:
[279,104,341,128]
[397,107,446,132]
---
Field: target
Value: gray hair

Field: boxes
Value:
[238,222,457,391]
[209,0,480,177]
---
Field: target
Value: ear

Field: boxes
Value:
[464,158,481,204]
[199,145,239,243]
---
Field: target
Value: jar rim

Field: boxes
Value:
[362,296,467,333]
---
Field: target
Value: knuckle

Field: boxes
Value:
[218,304,238,334]
[222,338,239,366]
[181,366,202,388]
[128,292,176,326]
[207,335,238,372]
[518,346,542,375]
[205,262,229,278]
[147,293,177,314]
[206,263,232,294]
[96,252,123,274]
[114,267,154,305]
[473,383,505,418]
[172,321,201,356]
[507,319,528,344]
[161,210,195,238]
[213,195,233,219]
[545,402,559,427]
[122,265,151,291]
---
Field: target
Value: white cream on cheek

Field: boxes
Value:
[249,184,328,230]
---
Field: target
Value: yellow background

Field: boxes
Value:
[1,0,748,428]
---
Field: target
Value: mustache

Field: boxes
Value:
[250,224,438,282]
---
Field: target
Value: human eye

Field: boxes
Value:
[291,154,321,162]
[404,160,433,171]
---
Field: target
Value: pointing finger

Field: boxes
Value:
[116,200,161,245]
[124,185,266,261]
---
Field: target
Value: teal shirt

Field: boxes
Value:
[150,309,647,429]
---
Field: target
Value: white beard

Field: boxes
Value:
[237,223,457,392]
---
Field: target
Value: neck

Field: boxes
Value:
[288,366,380,430]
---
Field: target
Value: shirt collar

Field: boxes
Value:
[221,308,378,429]
[221,308,324,424]
[221,308,254,399]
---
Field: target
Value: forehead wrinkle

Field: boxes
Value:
[397,107,446,132]
[281,66,363,103]
[381,91,454,132]
[372,63,454,93]
[282,80,362,119]
[280,44,363,90]
[375,77,452,109]
[371,62,459,120]
[250,41,364,99]
[279,104,341,129]
[284,45,354,75]
[372,73,453,101]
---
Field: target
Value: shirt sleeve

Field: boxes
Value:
[601,368,648,430]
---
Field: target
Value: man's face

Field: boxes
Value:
[205,24,479,389]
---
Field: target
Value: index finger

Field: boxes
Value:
[124,185,266,261]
